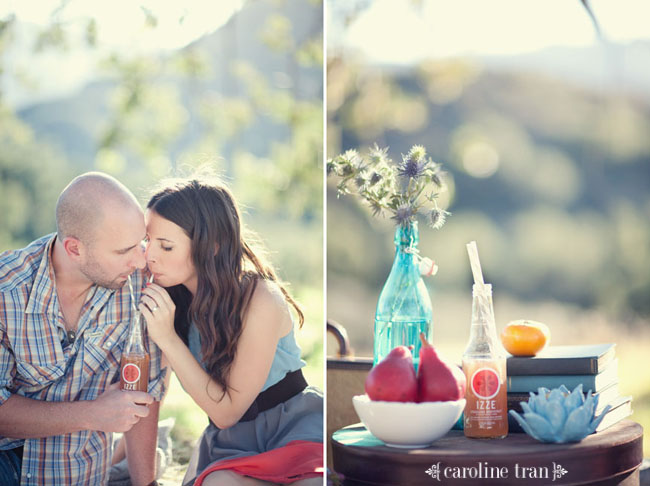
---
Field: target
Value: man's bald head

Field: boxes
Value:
[56,172,142,245]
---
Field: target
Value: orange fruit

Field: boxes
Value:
[500,320,550,356]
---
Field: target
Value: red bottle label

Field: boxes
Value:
[122,363,141,384]
[470,367,501,399]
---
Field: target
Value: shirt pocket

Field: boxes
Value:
[81,321,128,384]
[14,356,66,390]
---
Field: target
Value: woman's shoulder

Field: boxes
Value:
[246,279,293,334]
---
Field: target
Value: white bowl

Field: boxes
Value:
[352,394,465,448]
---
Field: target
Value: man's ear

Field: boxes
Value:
[63,237,84,259]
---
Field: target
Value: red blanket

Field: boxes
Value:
[194,440,324,485]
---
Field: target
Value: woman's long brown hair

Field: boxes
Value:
[147,176,304,399]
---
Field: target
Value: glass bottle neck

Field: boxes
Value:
[464,287,503,358]
[125,313,147,355]
[394,221,419,251]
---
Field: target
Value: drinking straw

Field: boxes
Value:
[467,238,500,327]
[126,274,154,315]
[127,275,138,314]
[466,240,485,287]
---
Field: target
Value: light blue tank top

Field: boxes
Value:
[188,322,305,391]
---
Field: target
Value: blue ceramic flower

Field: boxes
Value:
[509,384,612,443]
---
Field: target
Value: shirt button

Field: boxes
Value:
[26,473,32,478]
[107,341,113,346]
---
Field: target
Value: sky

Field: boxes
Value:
[328,0,650,63]
[0,0,243,107]
[3,0,649,107]
[1,0,243,50]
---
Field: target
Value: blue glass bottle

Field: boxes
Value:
[373,221,433,369]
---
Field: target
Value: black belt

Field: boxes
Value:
[211,369,308,426]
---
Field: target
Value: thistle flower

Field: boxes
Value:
[327,143,450,230]
[407,144,427,162]
[369,171,382,186]
[397,158,429,179]
[369,200,384,217]
[392,203,417,226]
[369,144,389,164]
[428,208,451,230]
[326,160,337,176]
[340,164,354,177]
[354,174,367,189]
[346,149,366,172]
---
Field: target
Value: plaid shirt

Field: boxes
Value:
[0,234,165,485]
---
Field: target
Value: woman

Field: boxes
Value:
[139,175,323,486]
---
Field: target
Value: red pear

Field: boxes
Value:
[417,333,466,402]
[365,346,417,402]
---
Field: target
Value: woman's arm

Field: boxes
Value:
[140,281,291,428]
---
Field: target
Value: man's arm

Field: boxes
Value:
[123,399,160,486]
[0,384,153,438]
[0,395,94,437]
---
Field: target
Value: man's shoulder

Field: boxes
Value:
[0,234,53,293]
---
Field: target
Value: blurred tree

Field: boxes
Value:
[0,106,74,248]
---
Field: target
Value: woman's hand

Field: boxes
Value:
[139,284,177,351]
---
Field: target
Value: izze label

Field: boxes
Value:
[470,367,501,399]
[122,363,141,384]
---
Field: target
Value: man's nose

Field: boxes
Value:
[133,245,147,270]
[144,243,155,263]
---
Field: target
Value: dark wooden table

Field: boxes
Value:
[331,420,643,485]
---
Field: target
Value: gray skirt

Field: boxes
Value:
[182,386,323,485]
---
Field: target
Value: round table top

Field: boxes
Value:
[331,420,643,485]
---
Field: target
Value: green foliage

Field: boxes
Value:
[34,22,68,52]
[260,13,293,52]
[296,35,323,66]
[0,108,73,249]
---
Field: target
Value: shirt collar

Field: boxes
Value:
[24,235,118,315]
[24,235,58,315]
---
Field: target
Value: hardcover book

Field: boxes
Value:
[506,343,616,376]
[506,359,618,393]
[596,397,633,432]
[507,382,620,414]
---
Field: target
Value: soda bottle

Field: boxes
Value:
[462,283,508,438]
[120,313,150,392]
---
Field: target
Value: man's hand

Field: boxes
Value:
[88,382,153,433]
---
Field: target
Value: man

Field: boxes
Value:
[0,173,165,485]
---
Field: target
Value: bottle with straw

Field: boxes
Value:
[120,275,151,392]
[462,241,508,438]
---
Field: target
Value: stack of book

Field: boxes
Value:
[507,343,632,433]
